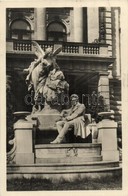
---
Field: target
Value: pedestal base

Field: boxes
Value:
[101,150,119,161]
[97,118,119,162]
[16,153,34,164]
[36,114,60,130]
[31,111,60,130]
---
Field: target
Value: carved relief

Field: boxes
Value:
[46,8,71,34]
[65,148,78,157]
[7,8,34,30]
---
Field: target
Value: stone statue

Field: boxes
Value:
[24,41,69,113]
[51,94,86,144]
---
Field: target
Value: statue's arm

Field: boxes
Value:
[60,109,71,117]
[66,104,86,121]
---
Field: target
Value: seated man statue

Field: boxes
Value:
[51,94,86,144]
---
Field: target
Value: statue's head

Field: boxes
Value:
[70,94,79,106]
[41,59,49,66]
[44,48,53,58]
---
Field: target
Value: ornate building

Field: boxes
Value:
[6,7,121,124]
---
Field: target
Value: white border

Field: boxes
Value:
[0,0,128,195]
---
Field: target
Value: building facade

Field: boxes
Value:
[6,7,121,124]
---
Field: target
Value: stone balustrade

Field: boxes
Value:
[6,39,109,57]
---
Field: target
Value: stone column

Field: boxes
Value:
[97,117,119,161]
[98,72,110,110]
[73,8,83,42]
[87,8,99,43]
[14,119,34,164]
[34,8,46,40]
[111,8,121,77]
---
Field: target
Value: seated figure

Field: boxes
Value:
[51,94,87,144]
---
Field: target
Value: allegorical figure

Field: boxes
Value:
[43,62,69,102]
[23,41,69,112]
[50,94,86,144]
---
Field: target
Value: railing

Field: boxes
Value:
[7,40,109,56]
[83,45,99,54]
[62,43,79,53]
[13,40,54,52]
[13,41,32,51]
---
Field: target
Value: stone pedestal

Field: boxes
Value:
[97,118,119,161]
[32,113,60,130]
[14,118,34,164]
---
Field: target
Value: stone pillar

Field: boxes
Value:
[34,8,46,40]
[97,118,119,161]
[73,8,83,42]
[14,119,34,164]
[87,8,99,43]
[111,8,121,77]
[98,72,110,110]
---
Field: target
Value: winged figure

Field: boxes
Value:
[24,41,69,112]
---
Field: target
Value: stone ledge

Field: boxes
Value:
[35,143,102,149]
[7,160,119,167]
[7,166,122,174]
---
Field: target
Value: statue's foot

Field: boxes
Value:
[50,138,61,144]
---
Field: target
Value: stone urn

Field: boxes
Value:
[98,110,115,120]
[13,111,31,121]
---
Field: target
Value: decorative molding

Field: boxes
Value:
[7,9,34,31]
[46,8,71,35]
[99,8,106,43]
[7,138,16,164]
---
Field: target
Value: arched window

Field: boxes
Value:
[47,22,67,42]
[10,19,31,40]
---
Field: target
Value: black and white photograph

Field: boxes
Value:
[1,0,128,195]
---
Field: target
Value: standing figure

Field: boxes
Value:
[43,62,69,102]
[50,94,86,144]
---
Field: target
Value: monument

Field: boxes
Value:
[24,41,69,130]
[7,41,121,181]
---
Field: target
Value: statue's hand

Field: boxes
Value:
[65,116,72,121]
[23,68,29,73]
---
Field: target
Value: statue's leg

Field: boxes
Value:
[51,120,74,144]
[56,120,65,133]
[55,120,66,143]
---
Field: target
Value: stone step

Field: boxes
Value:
[36,156,102,164]
[35,143,101,149]
[7,161,120,173]
[35,143,101,162]
[35,147,101,159]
